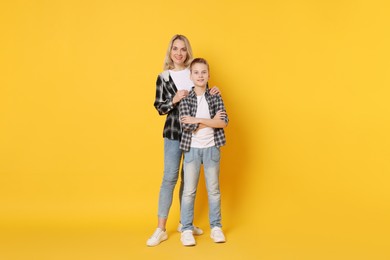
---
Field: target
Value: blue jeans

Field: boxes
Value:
[157,138,184,219]
[180,146,222,231]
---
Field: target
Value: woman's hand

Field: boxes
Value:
[209,86,221,96]
[180,116,200,124]
[173,90,189,104]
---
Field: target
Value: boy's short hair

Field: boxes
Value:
[190,58,209,72]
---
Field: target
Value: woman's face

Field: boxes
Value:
[170,39,187,68]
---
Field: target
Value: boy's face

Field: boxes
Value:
[190,63,209,88]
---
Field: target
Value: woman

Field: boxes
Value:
[147,35,219,246]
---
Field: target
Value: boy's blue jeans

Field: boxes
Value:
[158,138,183,219]
[180,146,222,231]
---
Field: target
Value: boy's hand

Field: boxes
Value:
[213,110,226,121]
[173,90,189,104]
[209,86,220,95]
[181,116,199,124]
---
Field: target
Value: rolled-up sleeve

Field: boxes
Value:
[179,98,198,132]
[215,95,229,125]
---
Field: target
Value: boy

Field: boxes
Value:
[179,58,229,246]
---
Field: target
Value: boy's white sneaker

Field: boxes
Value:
[181,230,196,246]
[210,227,226,243]
[146,228,168,246]
[177,223,204,235]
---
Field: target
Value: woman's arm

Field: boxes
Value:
[154,75,189,115]
[154,75,174,115]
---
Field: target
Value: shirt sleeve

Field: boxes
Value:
[153,75,175,115]
[179,97,199,132]
[215,95,229,125]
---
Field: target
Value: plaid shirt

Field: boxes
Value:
[153,71,182,140]
[179,88,228,151]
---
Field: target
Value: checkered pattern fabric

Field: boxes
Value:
[153,71,182,140]
[179,88,228,151]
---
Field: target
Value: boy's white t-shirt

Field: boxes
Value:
[191,93,215,148]
[170,69,214,148]
[169,68,193,91]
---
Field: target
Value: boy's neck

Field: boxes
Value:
[194,85,207,96]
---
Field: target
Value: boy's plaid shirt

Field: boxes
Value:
[179,88,228,151]
[153,71,182,140]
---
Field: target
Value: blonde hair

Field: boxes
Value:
[190,58,210,72]
[163,34,193,70]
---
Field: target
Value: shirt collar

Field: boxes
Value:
[189,87,210,97]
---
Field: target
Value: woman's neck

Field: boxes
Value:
[171,65,186,71]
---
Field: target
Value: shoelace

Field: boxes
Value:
[182,232,194,241]
[151,229,162,238]
[212,229,223,237]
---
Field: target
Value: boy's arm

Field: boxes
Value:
[197,94,228,128]
[215,94,229,126]
[179,98,199,132]
[186,110,227,129]
[180,95,229,130]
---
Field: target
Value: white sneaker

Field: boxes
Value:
[146,228,168,246]
[181,230,196,246]
[210,227,226,243]
[177,223,204,235]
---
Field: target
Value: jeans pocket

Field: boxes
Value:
[211,146,220,162]
[184,150,194,163]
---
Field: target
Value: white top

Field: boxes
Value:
[169,68,193,91]
[191,93,215,148]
